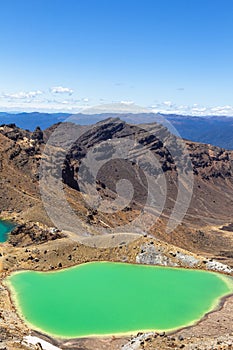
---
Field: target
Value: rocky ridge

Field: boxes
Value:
[1,120,233,349]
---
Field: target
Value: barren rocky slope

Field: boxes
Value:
[1,120,233,349]
[63,119,233,265]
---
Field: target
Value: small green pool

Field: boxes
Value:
[6,262,233,338]
[0,220,15,242]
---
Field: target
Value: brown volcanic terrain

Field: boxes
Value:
[62,119,233,257]
[1,119,233,349]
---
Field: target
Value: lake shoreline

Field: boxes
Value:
[4,258,233,276]
[0,219,16,243]
[5,261,233,340]
[8,288,233,343]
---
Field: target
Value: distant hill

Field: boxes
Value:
[165,115,233,150]
[1,111,233,149]
[0,112,70,131]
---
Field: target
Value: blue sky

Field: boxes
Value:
[1,0,233,115]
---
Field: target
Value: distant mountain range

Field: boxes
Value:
[1,111,233,150]
[0,112,71,131]
[166,115,233,150]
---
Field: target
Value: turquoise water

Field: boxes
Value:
[0,220,15,242]
[7,262,233,338]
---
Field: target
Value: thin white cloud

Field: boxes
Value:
[210,105,233,113]
[163,101,173,107]
[50,86,73,95]
[0,90,233,116]
[192,107,207,113]
[151,102,233,116]
[120,100,135,105]
[3,90,43,100]
[82,102,148,114]
[0,95,86,113]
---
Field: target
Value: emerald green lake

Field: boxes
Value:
[6,262,233,338]
[0,220,15,242]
